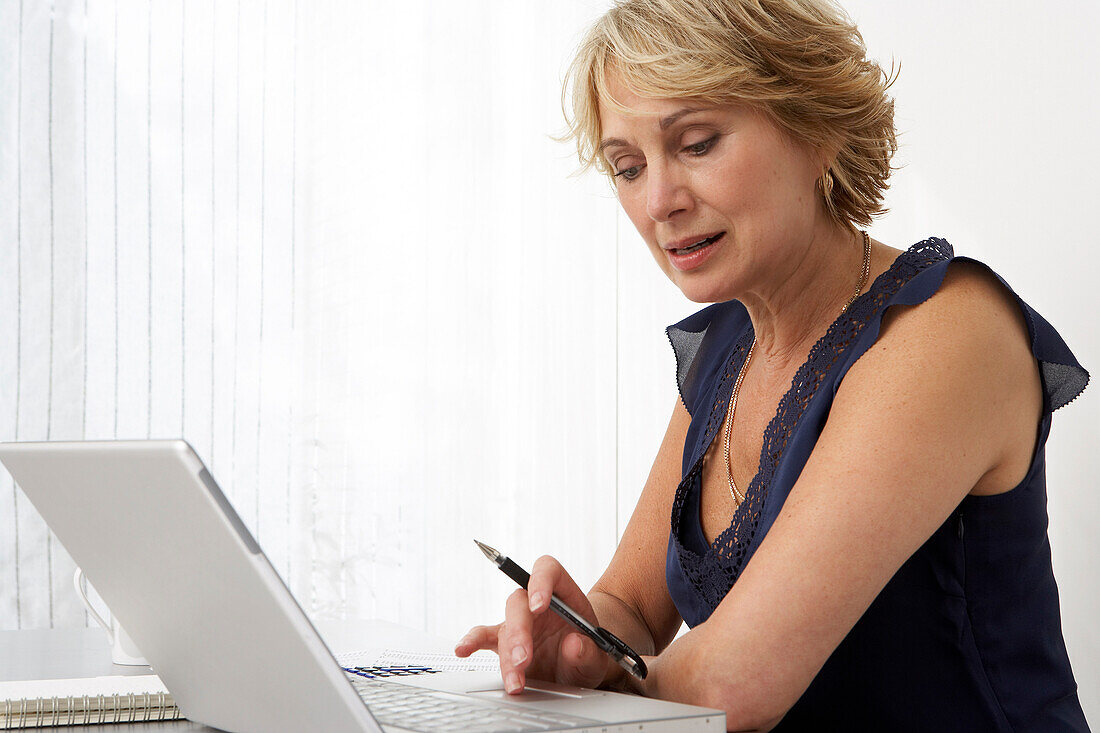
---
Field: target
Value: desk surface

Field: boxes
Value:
[0,620,453,731]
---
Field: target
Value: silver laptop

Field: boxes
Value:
[0,440,724,732]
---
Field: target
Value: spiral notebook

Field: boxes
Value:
[0,675,180,729]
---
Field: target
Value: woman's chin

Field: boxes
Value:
[673,277,736,305]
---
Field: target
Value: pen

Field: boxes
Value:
[473,539,648,681]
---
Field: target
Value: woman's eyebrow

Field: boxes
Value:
[598,107,708,154]
[659,107,706,130]
[598,137,630,155]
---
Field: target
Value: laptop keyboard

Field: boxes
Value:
[344,669,602,732]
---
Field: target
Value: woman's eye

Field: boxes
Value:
[614,165,644,181]
[684,136,718,156]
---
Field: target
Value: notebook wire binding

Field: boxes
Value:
[0,691,181,729]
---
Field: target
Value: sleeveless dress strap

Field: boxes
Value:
[832,252,1089,414]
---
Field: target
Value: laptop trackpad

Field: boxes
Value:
[396,671,599,699]
[468,686,586,703]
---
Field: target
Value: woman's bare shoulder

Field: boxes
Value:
[875,257,1033,371]
[849,256,1042,493]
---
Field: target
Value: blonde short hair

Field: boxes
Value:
[560,0,897,230]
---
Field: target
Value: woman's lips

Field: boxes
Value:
[667,232,724,271]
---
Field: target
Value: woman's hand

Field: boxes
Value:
[454,555,607,694]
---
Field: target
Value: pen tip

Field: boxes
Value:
[473,539,499,561]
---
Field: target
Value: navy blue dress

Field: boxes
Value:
[664,238,1091,731]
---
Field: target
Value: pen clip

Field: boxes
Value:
[595,627,648,680]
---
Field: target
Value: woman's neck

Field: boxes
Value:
[739,225,869,375]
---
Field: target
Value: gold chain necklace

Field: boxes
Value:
[723,230,871,507]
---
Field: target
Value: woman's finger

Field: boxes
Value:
[527,555,593,618]
[454,624,500,657]
[556,631,606,689]
[499,588,534,694]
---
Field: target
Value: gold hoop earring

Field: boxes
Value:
[822,169,834,198]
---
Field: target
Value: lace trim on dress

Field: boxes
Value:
[669,238,953,615]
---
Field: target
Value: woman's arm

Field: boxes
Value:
[628,263,1043,730]
[583,394,693,682]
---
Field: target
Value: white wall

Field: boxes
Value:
[1,0,1095,723]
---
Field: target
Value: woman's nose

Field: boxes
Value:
[645,165,692,222]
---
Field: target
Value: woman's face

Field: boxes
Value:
[598,75,830,304]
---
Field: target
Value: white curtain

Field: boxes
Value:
[0,0,305,627]
[0,0,664,635]
[2,0,1097,719]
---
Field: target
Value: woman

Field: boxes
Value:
[456,0,1090,729]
